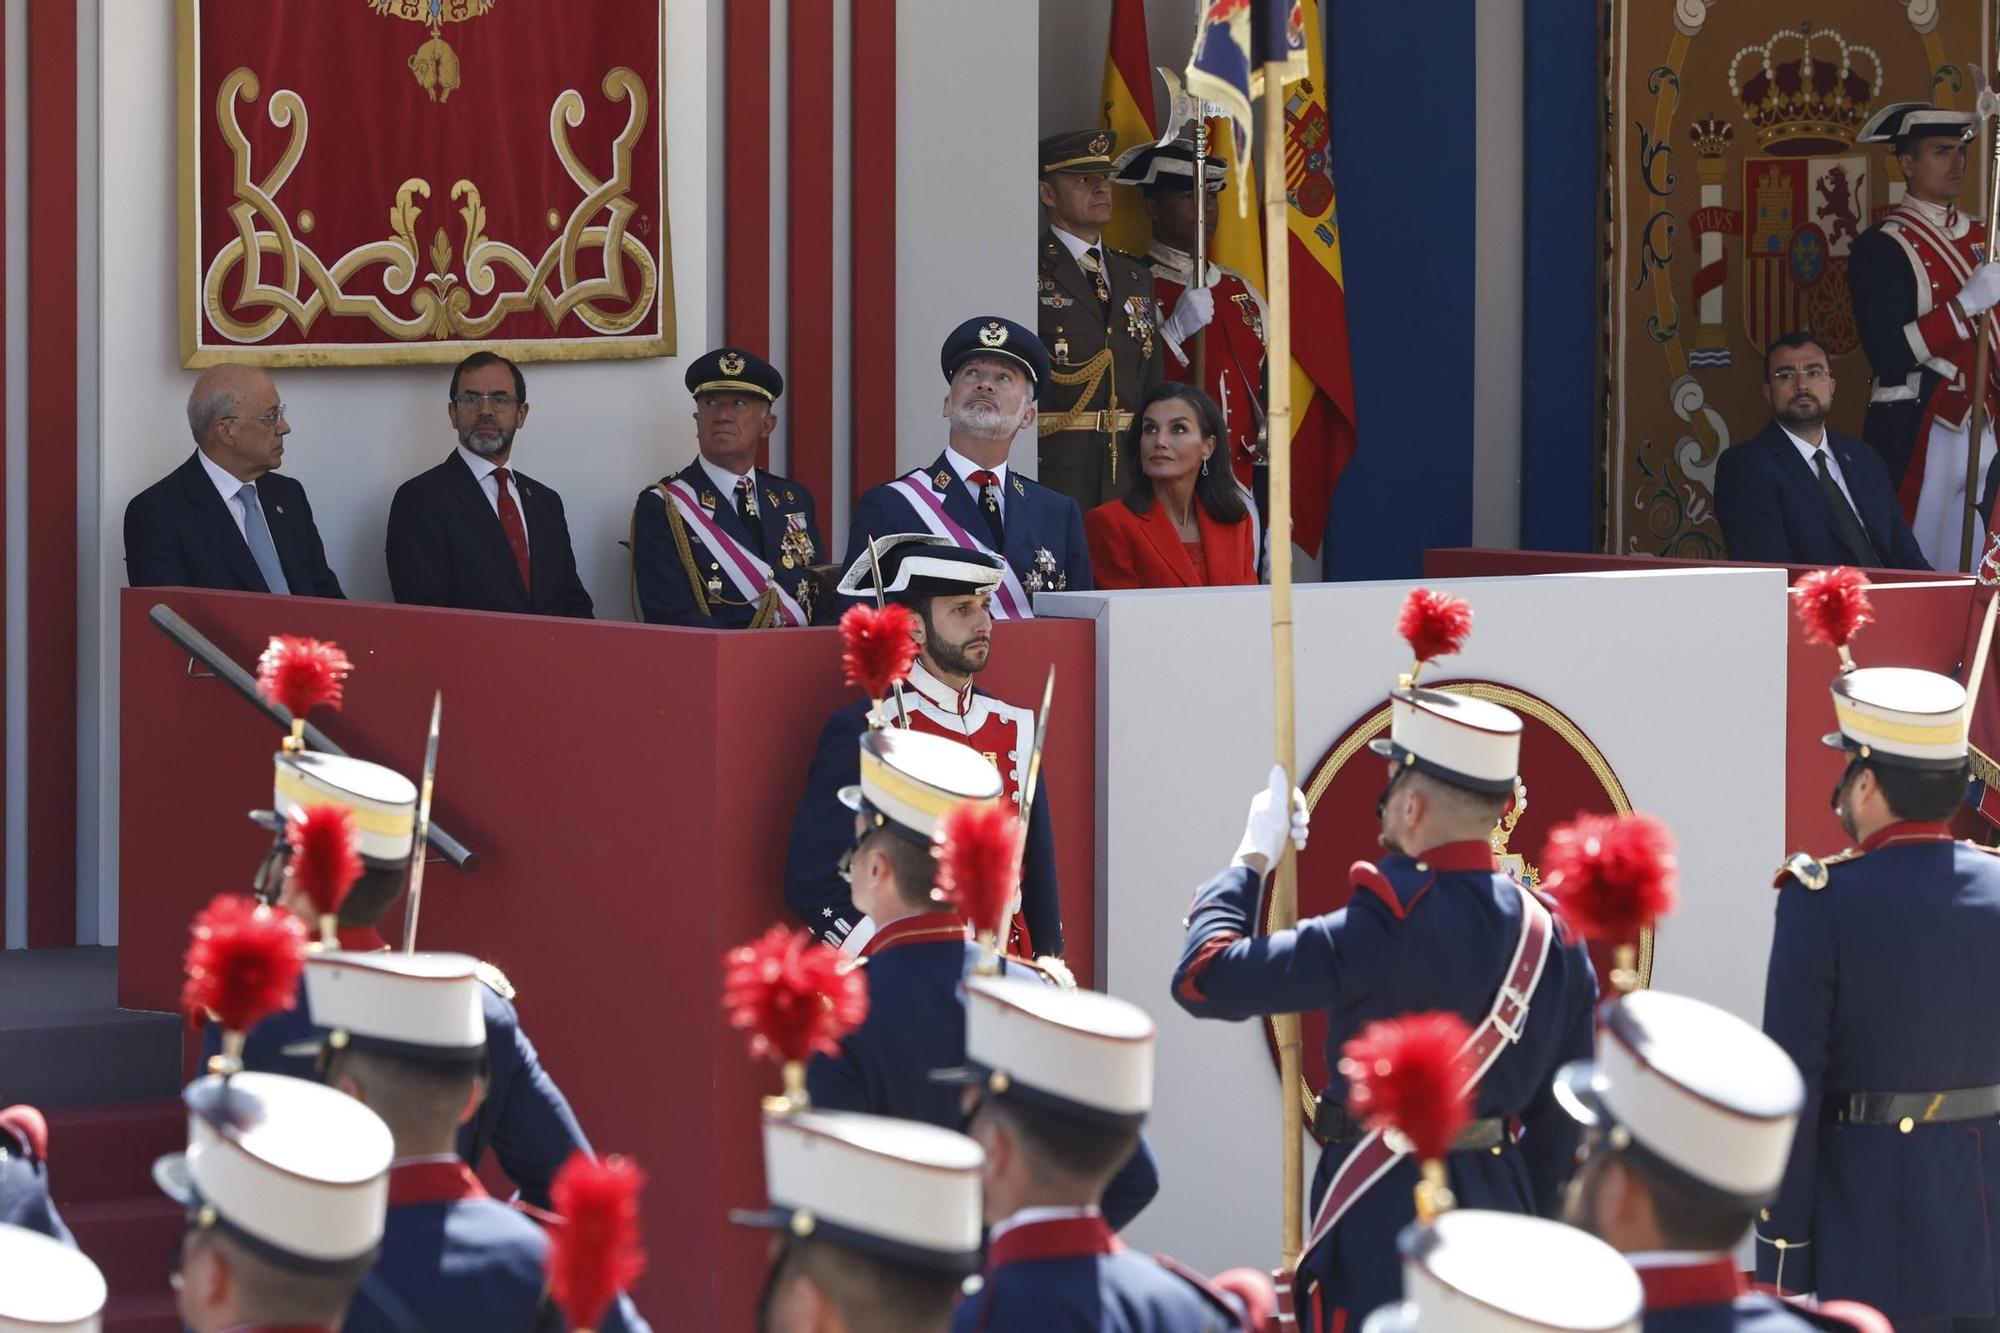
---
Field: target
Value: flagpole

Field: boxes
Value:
[1193,115,1210,387]
[1259,59,1302,1276]
[1964,101,2000,571]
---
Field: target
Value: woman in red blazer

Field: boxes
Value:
[1085,383,1259,588]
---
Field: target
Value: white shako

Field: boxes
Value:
[935,975,1157,1129]
[1361,1210,1643,1333]
[300,949,488,1064]
[0,1222,107,1333]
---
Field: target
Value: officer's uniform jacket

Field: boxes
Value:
[1148,242,1268,489]
[1849,197,2000,493]
[0,1107,72,1245]
[785,683,1064,957]
[203,929,589,1212]
[1171,844,1599,1323]
[804,912,1157,1231]
[345,1158,650,1333]
[1634,1252,1883,1333]
[1760,821,2000,1318]
[630,459,830,627]
[845,453,1092,612]
[951,1212,1245,1332]
[1036,224,1165,510]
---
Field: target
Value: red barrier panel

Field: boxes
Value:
[118,588,1097,1320]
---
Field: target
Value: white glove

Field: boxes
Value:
[1160,285,1216,346]
[1234,763,1309,868]
[1961,263,2000,317]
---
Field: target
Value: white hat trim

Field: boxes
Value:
[186,1103,390,1264]
[762,1113,984,1257]
[1385,694,1521,787]
[1404,1211,1641,1333]
[0,1222,106,1330]
[965,978,1155,1119]
[303,952,486,1053]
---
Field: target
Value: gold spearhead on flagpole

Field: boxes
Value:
[400,692,442,954]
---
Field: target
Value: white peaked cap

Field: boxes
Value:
[0,1222,106,1332]
[955,977,1156,1127]
[303,950,487,1060]
[1364,1211,1642,1333]
[1370,687,1522,794]
[1826,666,1968,768]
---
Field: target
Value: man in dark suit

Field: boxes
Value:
[1716,331,1930,569]
[123,364,344,596]
[385,351,594,617]
[629,347,832,627]
[845,316,1092,615]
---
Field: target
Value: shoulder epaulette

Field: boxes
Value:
[1009,954,1077,991]
[475,959,516,1000]
[1773,848,1861,890]
[1108,247,1147,266]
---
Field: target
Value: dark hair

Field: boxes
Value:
[338,865,409,928]
[186,1229,370,1323]
[862,825,938,913]
[1118,382,1249,524]
[978,1096,1140,1191]
[766,1238,965,1333]
[1615,1155,1760,1253]
[450,351,526,401]
[1764,331,1828,377]
[1866,758,1972,822]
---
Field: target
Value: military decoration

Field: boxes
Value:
[1023,546,1066,593]
[706,563,724,599]
[1052,334,1071,366]
[1125,296,1155,359]
[933,469,953,492]
[700,488,719,510]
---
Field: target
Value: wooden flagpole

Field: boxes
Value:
[1963,101,2000,571]
[1258,58,1303,1274]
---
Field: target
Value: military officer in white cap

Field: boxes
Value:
[1761,636,2000,1324]
[1173,591,1599,1327]
[939,977,1247,1331]
[737,1107,986,1333]
[0,1221,106,1332]
[154,1070,393,1333]
[1360,1210,1644,1333]
[1558,989,1886,1329]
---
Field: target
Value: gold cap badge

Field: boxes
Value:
[1089,132,1110,155]
[978,321,1008,348]
[719,351,746,375]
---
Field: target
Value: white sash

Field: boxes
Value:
[663,479,807,627]
[883,475,1033,619]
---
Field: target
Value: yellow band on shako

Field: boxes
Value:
[272,767,417,839]
[858,747,960,823]
[1832,700,1967,747]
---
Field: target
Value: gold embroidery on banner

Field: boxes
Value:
[198,64,660,350]
[367,0,497,102]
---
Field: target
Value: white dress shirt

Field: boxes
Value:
[456,445,530,556]
[697,455,759,522]
[1781,424,1863,516]
[1050,223,1103,271]
[944,446,1009,523]
[196,448,255,540]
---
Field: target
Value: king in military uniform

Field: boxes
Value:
[631,347,833,627]
[1035,129,1164,510]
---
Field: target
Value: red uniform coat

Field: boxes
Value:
[1150,242,1268,489]
[1084,495,1258,589]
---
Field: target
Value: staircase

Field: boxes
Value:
[2,948,184,1332]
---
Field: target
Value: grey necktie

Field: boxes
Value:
[236,482,291,594]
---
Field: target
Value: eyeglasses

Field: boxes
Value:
[451,391,522,409]
[1770,367,1830,384]
[221,404,286,427]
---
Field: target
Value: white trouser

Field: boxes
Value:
[1913,417,2000,571]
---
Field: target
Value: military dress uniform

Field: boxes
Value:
[632,348,830,626]
[845,317,1092,611]
[1172,617,1598,1328]
[1759,659,2000,1325]
[942,978,1249,1333]
[1362,1211,1643,1333]
[0,1222,103,1330]
[1035,131,1164,510]
[0,1105,73,1245]
[1849,103,2000,569]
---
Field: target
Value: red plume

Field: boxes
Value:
[1397,589,1474,668]
[180,894,307,1033]
[547,1150,647,1332]
[1792,567,1874,652]
[1540,812,1681,943]
[285,804,362,923]
[255,636,354,719]
[935,800,1023,941]
[722,926,869,1064]
[839,604,920,700]
[1340,1011,1473,1161]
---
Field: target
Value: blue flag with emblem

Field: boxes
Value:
[1186,0,1306,153]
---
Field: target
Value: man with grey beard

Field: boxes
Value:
[385,350,596,615]
[843,316,1092,614]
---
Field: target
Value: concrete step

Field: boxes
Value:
[63,1197,184,1308]
[0,1008,182,1109]
[46,1100,184,1207]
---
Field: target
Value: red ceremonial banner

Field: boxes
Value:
[179,0,672,366]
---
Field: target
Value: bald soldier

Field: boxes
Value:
[124,365,344,596]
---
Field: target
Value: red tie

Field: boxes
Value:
[492,466,531,592]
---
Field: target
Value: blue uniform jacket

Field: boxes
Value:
[1633,1254,1875,1333]
[630,460,832,627]
[1171,846,1598,1322]
[202,941,589,1212]
[784,698,1064,957]
[1713,421,1929,570]
[844,452,1093,604]
[0,1110,73,1245]
[345,1161,649,1333]
[805,914,1157,1230]
[951,1214,1243,1332]
[1760,822,2000,1317]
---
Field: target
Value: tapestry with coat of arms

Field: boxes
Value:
[178,0,672,367]
[1605,0,1988,556]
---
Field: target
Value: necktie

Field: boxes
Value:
[492,466,532,592]
[970,470,1005,547]
[235,483,291,594]
[1079,246,1110,304]
[1815,451,1881,567]
[736,477,766,558]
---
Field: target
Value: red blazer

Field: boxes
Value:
[1084,495,1258,589]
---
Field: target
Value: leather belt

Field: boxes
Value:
[1824,1084,2000,1127]
[1037,409,1134,438]
[1313,1098,1507,1151]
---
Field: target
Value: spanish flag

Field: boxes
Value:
[1098,0,1157,255]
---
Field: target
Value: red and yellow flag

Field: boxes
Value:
[1099,0,1158,255]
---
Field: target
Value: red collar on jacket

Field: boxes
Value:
[387,1158,488,1208]
[1411,840,1499,873]
[986,1213,1123,1270]
[1859,820,1954,853]
[1631,1254,1744,1310]
[862,912,970,958]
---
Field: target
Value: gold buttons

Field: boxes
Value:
[330,1029,349,1050]
[989,1071,1011,1095]
[1609,1126,1632,1151]
[1899,1116,1915,1134]
[1760,1208,1771,1222]
[1775,1238,1788,1251]
[790,1209,816,1237]
[1489,1145,1503,1156]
